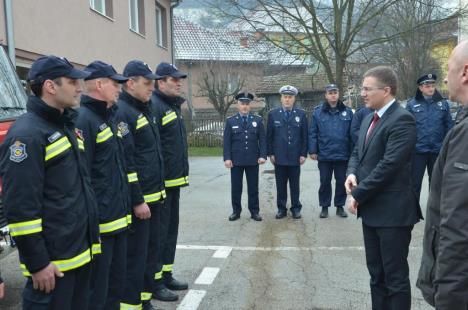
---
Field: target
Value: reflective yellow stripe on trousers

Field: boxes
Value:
[99,216,128,234]
[20,248,92,276]
[162,264,173,272]
[120,303,142,310]
[141,292,152,301]
[127,172,138,183]
[143,190,166,203]
[164,176,189,188]
[9,218,42,237]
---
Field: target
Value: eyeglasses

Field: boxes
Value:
[360,86,386,93]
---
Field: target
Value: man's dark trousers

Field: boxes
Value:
[159,188,180,276]
[231,165,259,215]
[362,223,413,310]
[318,160,347,208]
[411,152,438,201]
[144,204,161,293]
[89,231,127,310]
[274,165,302,213]
[22,263,92,310]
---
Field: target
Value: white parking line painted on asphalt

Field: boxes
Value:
[212,246,232,258]
[195,267,220,285]
[177,289,206,310]
[177,244,423,251]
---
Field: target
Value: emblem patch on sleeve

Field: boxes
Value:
[10,140,27,163]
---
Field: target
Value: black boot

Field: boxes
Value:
[164,272,189,291]
[319,207,329,218]
[142,301,156,310]
[336,206,348,218]
[228,212,240,221]
[152,282,179,302]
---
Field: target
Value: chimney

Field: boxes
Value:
[240,36,249,48]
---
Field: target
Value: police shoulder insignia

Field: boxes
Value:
[10,140,27,163]
[118,122,130,136]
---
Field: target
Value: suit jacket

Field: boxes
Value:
[347,101,423,227]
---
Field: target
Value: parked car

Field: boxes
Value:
[0,47,27,229]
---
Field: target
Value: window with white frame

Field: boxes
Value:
[89,0,113,18]
[129,0,145,35]
[155,3,168,48]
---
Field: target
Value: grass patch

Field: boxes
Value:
[188,147,223,157]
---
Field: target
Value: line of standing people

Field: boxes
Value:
[0,55,190,310]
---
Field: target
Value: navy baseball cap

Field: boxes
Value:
[84,61,128,83]
[235,92,254,102]
[155,62,187,79]
[417,73,436,85]
[123,60,159,79]
[28,55,90,85]
[325,84,339,92]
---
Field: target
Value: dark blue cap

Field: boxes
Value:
[84,61,128,83]
[235,92,254,102]
[27,55,90,85]
[417,73,437,85]
[325,84,339,92]
[155,62,187,78]
[123,60,159,80]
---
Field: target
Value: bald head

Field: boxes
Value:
[446,40,468,105]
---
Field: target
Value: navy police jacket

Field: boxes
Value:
[76,96,130,235]
[308,101,353,161]
[150,90,189,189]
[406,90,454,154]
[0,96,100,276]
[267,107,308,166]
[223,113,267,166]
[116,91,165,207]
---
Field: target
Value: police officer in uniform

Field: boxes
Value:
[309,84,353,218]
[406,74,454,200]
[116,60,165,310]
[0,55,100,309]
[77,61,130,309]
[267,85,308,219]
[223,92,267,221]
[150,62,189,299]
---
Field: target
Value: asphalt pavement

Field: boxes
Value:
[0,157,433,310]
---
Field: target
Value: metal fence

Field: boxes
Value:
[184,115,225,147]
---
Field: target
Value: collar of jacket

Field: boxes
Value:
[153,89,185,107]
[27,95,76,126]
[119,90,149,112]
[322,100,346,112]
[415,89,444,102]
[80,95,117,120]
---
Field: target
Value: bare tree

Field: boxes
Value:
[206,0,462,92]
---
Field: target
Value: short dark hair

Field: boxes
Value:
[29,77,62,97]
[363,66,398,96]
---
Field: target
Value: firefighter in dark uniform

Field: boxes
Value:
[150,63,189,299]
[223,92,267,222]
[116,60,165,310]
[0,55,100,309]
[267,85,308,219]
[309,84,353,219]
[406,74,454,201]
[77,61,130,310]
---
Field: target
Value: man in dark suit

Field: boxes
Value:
[345,66,423,310]
[223,92,266,222]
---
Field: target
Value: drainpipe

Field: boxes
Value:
[4,0,15,67]
[170,0,181,64]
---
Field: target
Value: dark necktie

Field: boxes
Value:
[285,110,291,119]
[242,116,247,127]
[365,113,380,144]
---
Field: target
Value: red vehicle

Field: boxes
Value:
[0,47,27,229]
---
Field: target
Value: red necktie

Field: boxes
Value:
[365,113,380,144]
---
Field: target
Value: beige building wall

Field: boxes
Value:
[461,0,468,42]
[0,0,172,72]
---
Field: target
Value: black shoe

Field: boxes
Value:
[228,212,240,221]
[275,210,287,219]
[319,207,329,218]
[165,275,189,291]
[142,301,156,310]
[152,286,179,301]
[291,210,302,219]
[251,213,262,221]
[336,206,348,218]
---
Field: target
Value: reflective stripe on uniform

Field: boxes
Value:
[96,127,113,144]
[120,303,142,310]
[9,218,42,237]
[45,136,72,161]
[126,214,132,225]
[92,243,102,255]
[77,138,85,151]
[99,216,128,234]
[136,116,149,130]
[155,271,163,280]
[143,190,166,203]
[164,176,189,188]
[127,172,138,183]
[162,264,173,272]
[162,111,177,126]
[141,292,152,301]
[20,247,92,276]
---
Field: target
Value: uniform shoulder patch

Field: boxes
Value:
[10,140,28,163]
[118,122,130,137]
